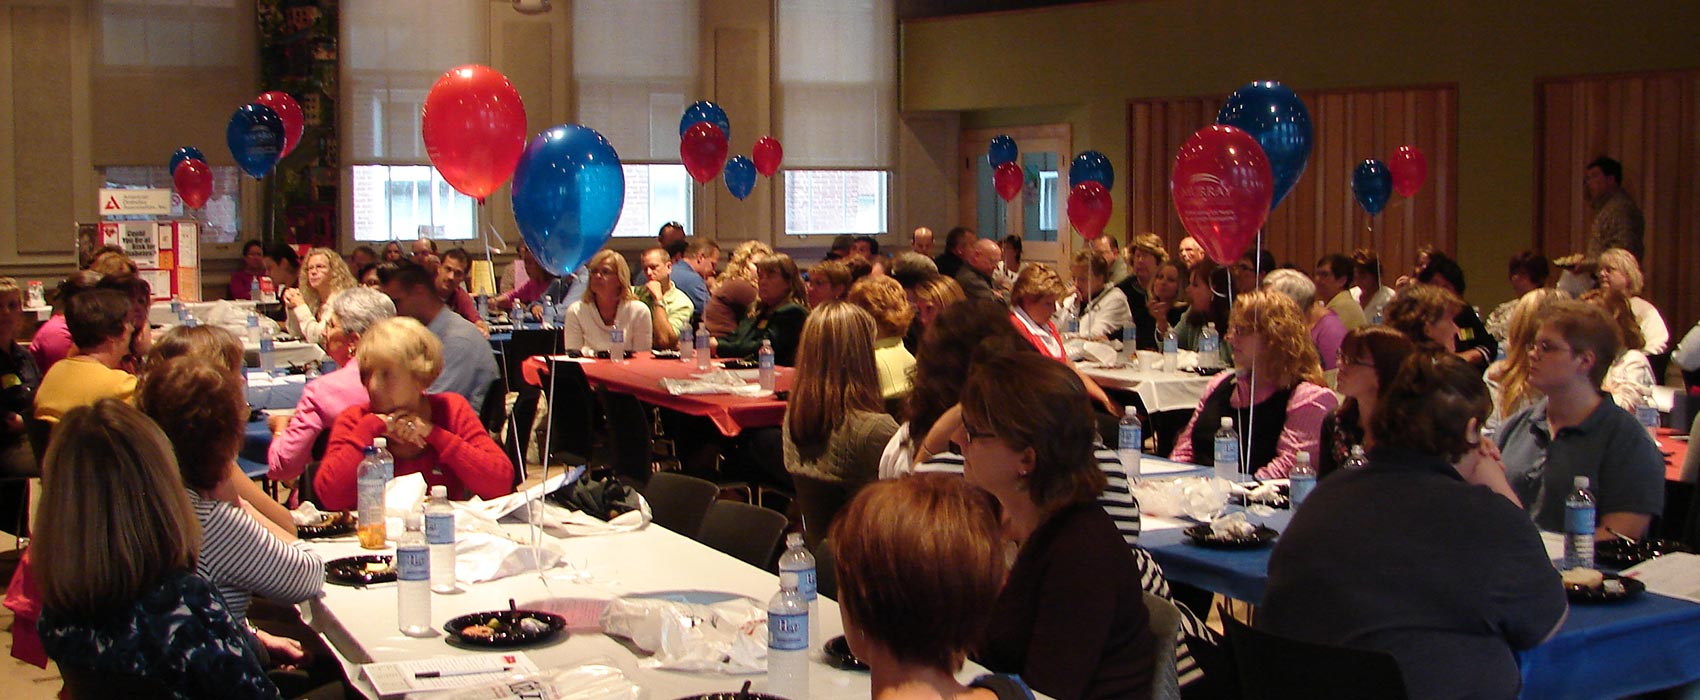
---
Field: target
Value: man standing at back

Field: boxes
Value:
[934,226,976,278]
[377,261,498,411]
[1584,156,1644,260]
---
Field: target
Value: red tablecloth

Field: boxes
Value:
[522,353,792,437]
[1659,427,1690,482]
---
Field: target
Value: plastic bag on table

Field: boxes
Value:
[601,596,768,674]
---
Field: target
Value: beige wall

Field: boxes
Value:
[900,0,1700,305]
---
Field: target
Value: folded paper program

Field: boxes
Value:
[660,371,769,397]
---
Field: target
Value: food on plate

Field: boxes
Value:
[363,561,394,576]
[518,617,550,634]
[460,624,495,639]
[1560,567,1604,590]
[1209,513,1257,539]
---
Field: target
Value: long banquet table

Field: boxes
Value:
[524,353,793,437]
[1075,360,1214,414]
[298,518,998,700]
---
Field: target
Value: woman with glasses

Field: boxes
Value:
[1319,326,1414,478]
[1494,300,1665,539]
[562,250,652,355]
[282,248,355,345]
[1171,261,1233,367]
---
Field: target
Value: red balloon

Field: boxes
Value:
[173,158,213,210]
[1388,144,1428,198]
[1067,181,1113,239]
[994,162,1024,202]
[681,123,729,184]
[421,65,528,203]
[752,136,783,177]
[255,91,304,158]
[1170,125,1273,265]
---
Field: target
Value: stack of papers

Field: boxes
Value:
[1623,552,1700,603]
[362,652,539,697]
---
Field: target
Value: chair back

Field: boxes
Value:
[1142,592,1182,700]
[641,471,718,537]
[540,361,598,467]
[478,376,509,435]
[697,500,789,570]
[599,388,660,484]
[791,473,853,551]
[814,537,838,601]
[59,665,176,700]
[1221,613,1410,700]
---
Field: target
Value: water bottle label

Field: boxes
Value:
[397,547,430,581]
[1119,426,1141,453]
[759,355,774,370]
[1290,476,1315,505]
[1637,406,1658,428]
[1164,339,1177,353]
[768,612,808,651]
[1214,437,1239,465]
[425,512,455,545]
[788,568,817,602]
[260,338,275,352]
[1566,506,1596,537]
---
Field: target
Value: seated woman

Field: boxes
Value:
[1596,247,1669,355]
[957,352,1156,700]
[1495,300,1665,539]
[1581,288,1656,413]
[1484,289,1567,433]
[805,259,852,308]
[1263,352,1566,699]
[282,248,355,345]
[1484,251,1550,343]
[28,271,101,373]
[716,253,809,366]
[1382,283,1465,354]
[1172,261,1233,366]
[1144,259,1187,343]
[845,275,915,401]
[1319,326,1414,478]
[99,273,156,373]
[315,317,514,510]
[1008,264,1068,361]
[1113,233,1167,349]
[33,400,280,698]
[491,243,582,322]
[783,303,899,546]
[1415,253,1497,368]
[0,277,41,479]
[830,474,1028,700]
[268,288,395,482]
[1263,269,1346,376]
[1170,290,1338,478]
[705,240,772,336]
[562,249,653,355]
[904,273,966,354]
[34,288,138,423]
[1066,250,1132,341]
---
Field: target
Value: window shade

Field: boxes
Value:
[572,0,700,162]
[776,0,895,169]
[344,0,486,163]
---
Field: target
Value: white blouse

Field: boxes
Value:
[1072,286,1133,340]
[1628,296,1669,355]
[562,299,653,354]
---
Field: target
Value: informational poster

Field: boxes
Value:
[175,221,198,264]
[98,188,172,217]
[137,269,172,301]
[104,221,160,268]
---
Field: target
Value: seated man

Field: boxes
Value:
[34,288,138,423]
[437,247,488,333]
[1496,300,1665,539]
[267,288,396,482]
[314,317,513,509]
[636,246,693,350]
[377,261,499,411]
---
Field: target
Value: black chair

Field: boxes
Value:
[1220,612,1410,700]
[599,388,664,485]
[697,499,789,570]
[640,471,718,537]
[538,361,601,470]
[791,473,853,551]
[498,329,565,468]
[814,537,837,601]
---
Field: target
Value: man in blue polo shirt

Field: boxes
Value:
[671,238,719,324]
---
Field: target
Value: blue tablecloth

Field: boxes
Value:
[1143,510,1289,605]
[238,418,270,479]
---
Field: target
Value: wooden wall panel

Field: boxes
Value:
[1536,70,1700,349]
[1129,86,1457,287]
[12,6,77,255]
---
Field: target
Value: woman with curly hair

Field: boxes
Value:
[1169,290,1338,478]
[1484,288,1568,431]
[282,247,355,344]
[1596,247,1669,355]
[846,275,915,400]
[715,253,809,366]
[1382,283,1465,353]
[704,240,773,336]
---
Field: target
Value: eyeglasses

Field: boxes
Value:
[1336,353,1375,369]
[1526,340,1571,357]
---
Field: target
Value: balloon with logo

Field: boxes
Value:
[681,122,729,184]
[169,146,206,176]
[255,91,305,158]
[988,135,1019,167]
[679,101,731,139]
[1352,159,1394,216]
[511,125,626,277]
[1388,145,1428,198]
[1170,125,1273,265]
[1215,81,1311,210]
[1069,150,1114,189]
[226,103,285,178]
[993,162,1024,202]
[421,65,528,203]
[724,156,757,200]
[752,136,784,177]
[173,158,213,210]
[1067,181,1113,240]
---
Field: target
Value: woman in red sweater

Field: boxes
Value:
[314,317,512,510]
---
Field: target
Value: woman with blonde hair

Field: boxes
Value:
[908,274,966,352]
[1009,264,1068,361]
[282,247,355,344]
[1595,247,1669,355]
[1382,283,1466,353]
[704,240,773,336]
[846,275,915,400]
[716,253,809,366]
[314,317,512,509]
[1170,290,1339,478]
[1484,288,1568,431]
[783,303,898,545]
[1582,287,1657,412]
[33,400,280,698]
[1069,250,1132,341]
[562,249,652,355]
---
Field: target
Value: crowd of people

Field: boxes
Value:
[3,216,1696,700]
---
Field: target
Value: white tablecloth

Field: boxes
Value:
[300,520,1011,700]
[149,299,261,327]
[1077,359,1214,413]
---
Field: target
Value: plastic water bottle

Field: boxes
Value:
[767,571,810,700]
[1289,452,1316,506]
[776,534,818,651]
[1370,308,1383,326]
[184,312,198,328]
[610,325,626,362]
[245,310,261,344]
[1636,405,1660,442]
[1120,325,1137,366]
[1162,326,1179,372]
[1118,407,1142,479]
[425,485,456,593]
[1344,445,1369,470]
[170,294,184,321]
[357,440,390,549]
[540,295,556,329]
[758,339,776,392]
[249,277,260,302]
[258,326,277,376]
[511,299,526,329]
[1564,476,1596,571]
[1060,305,1079,336]
[1213,417,1240,483]
[1198,323,1221,369]
[27,280,44,308]
[695,324,711,370]
[397,513,433,637]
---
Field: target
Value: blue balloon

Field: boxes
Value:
[226,103,285,178]
[679,101,731,139]
[1216,81,1312,209]
[511,125,626,276]
[1069,151,1114,189]
[169,146,206,175]
[988,135,1019,167]
[724,156,756,201]
[1352,159,1393,216]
